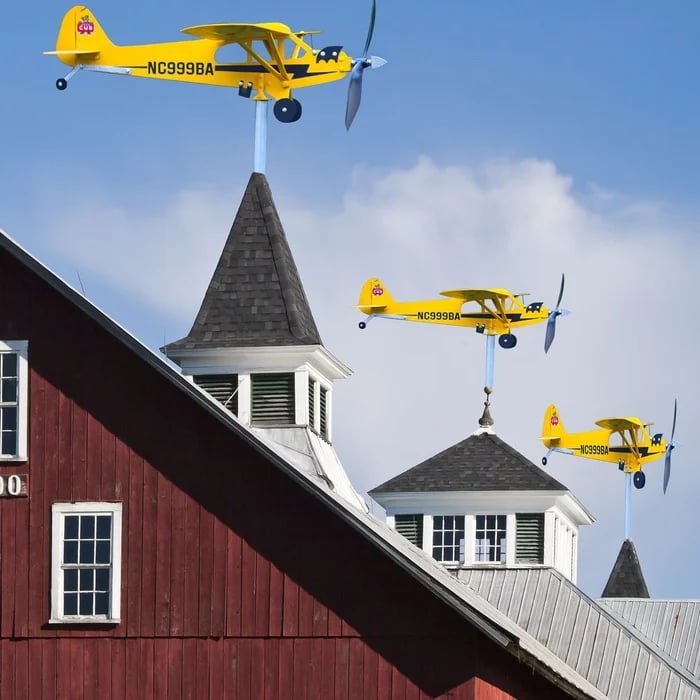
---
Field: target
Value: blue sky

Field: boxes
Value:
[3,1,700,598]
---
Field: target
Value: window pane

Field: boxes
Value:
[95,569,110,591]
[1,406,17,430]
[95,541,111,564]
[1,353,17,377]
[96,516,111,539]
[64,516,79,540]
[1,430,16,456]
[79,569,94,591]
[64,592,78,615]
[79,541,94,564]
[95,592,109,615]
[64,569,78,592]
[64,541,78,564]
[79,593,93,616]
[1,378,17,403]
[80,516,95,539]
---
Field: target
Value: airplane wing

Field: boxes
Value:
[594,417,644,432]
[439,288,512,302]
[180,22,293,42]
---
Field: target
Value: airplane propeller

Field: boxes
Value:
[544,273,569,353]
[345,0,387,130]
[663,399,678,494]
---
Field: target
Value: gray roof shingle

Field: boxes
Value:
[601,539,650,598]
[369,431,567,494]
[167,172,321,350]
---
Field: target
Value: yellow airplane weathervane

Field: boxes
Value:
[45,4,386,170]
[355,274,569,389]
[540,401,679,538]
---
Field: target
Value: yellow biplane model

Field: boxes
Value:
[45,4,385,127]
[540,402,678,492]
[356,275,568,352]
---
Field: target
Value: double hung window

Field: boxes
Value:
[0,340,28,461]
[51,503,122,623]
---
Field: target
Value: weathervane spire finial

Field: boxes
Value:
[479,386,494,428]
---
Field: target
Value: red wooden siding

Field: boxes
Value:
[0,248,575,698]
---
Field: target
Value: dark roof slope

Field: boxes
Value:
[370,431,567,494]
[601,539,650,598]
[167,172,321,350]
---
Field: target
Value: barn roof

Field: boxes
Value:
[601,599,700,681]
[459,567,700,699]
[369,431,567,494]
[601,539,650,599]
[166,172,321,351]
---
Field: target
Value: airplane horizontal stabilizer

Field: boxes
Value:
[43,50,100,57]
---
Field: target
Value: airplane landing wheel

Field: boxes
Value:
[498,333,517,349]
[274,98,302,123]
[633,471,646,489]
[358,321,366,329]
[56,78,68,91]
[541,457,548,466]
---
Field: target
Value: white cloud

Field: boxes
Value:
[37,156,700,598]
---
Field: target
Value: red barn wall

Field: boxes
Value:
[0,248,575,699]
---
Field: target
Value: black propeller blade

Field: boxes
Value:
[544,273,566,353]
[345,0,385,130]
[663,399,678,494]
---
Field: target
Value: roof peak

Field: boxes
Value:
[370,431,568,495]
[601,538,650,599]
[166,172,321,353]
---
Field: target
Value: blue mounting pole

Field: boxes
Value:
[624,471,632,539]
[253,100,268,174]
[485,334,495,389]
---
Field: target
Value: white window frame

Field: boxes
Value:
[50,502,123,624]
[0,340,28,462]
[474,514,507,564]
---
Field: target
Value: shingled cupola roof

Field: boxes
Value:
[369,432,567,495]
[601,539,650,599]
[167,172,321,351]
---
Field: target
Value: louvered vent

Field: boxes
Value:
[516,513,544,564]
[394,514,423,548]
[194,374,238,414]
[251,373,295,425]
[308,379,316,428]
[319,387,328,439]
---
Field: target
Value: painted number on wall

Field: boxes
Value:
[0,474,28,498]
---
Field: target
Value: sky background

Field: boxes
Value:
[2,0,699,598]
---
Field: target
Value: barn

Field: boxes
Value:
[0,172,698,698]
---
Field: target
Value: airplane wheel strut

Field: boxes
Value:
[274,98,302,123]
[633,471,646,489]
[56,78,68,91]
[498,333,517,349]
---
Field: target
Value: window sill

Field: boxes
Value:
[48,617,120,625]
[0,456,28,463]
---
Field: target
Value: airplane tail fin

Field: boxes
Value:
[355,278,394,312]
[541,404,566,448]
[53,6,115,55]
